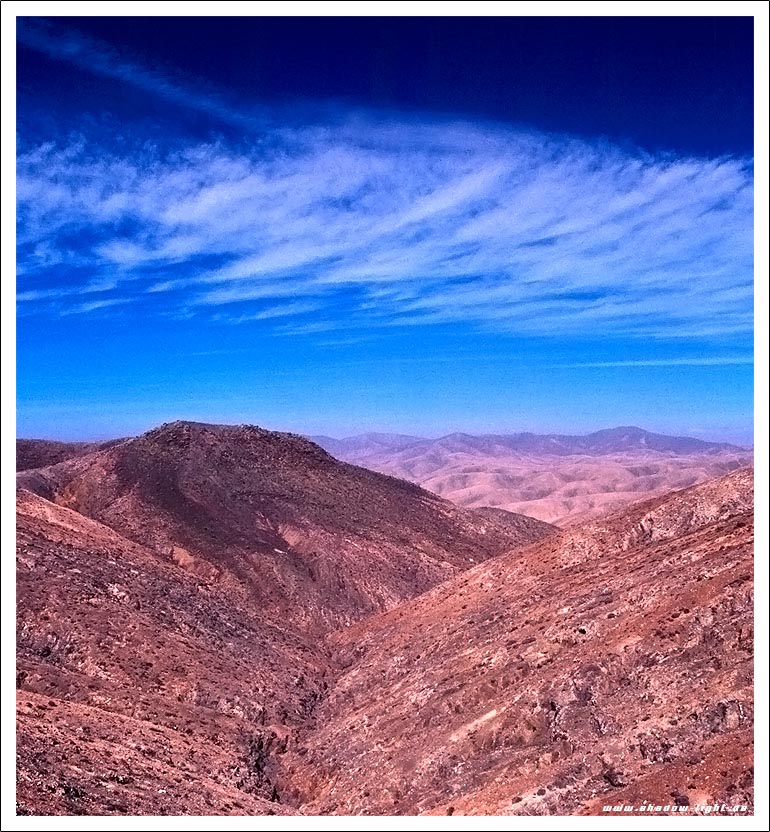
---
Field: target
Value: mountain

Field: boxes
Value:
[15,421,554,816]
[311,427,743,460]
[16,438,124,472]
[308,432,424,459]
[280,468,754,815]
[17,421,553,629]
[563,426,744,454]
[311,427,751,526]
[14,421,754,815]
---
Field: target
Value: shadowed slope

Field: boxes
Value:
[17,421,554,631]
[16,438,124,472]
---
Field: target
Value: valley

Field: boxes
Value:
[15,423,754,816]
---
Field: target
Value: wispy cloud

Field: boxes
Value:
[16,21,753,342]
[60,298,133,315]
[215,301,324,324]
[16,18,262,131]
[551,357,754,369]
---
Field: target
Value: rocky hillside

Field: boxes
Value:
[15,421,554,816]
[280,469,754,815]
[14,424,753,816]
[17,421,553,630]
[16,489,321,815]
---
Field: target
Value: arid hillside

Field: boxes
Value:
[15,423,753,816]
[15,421,553,816]
[312,428,751,526]
[16,489,322,815]
[17,421,551,630]
[280,469,754,815]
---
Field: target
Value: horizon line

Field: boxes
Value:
[16,420,754,450]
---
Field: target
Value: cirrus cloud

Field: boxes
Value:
[16,23,753,343]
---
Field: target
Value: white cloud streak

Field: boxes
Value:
[215,301,324,324]
[550,357,753,369]
[60,298,132,315]
[15,22,753,341]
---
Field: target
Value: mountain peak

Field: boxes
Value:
[17,420,554,629]
[591,425,648,435]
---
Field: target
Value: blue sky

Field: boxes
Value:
[16,17,754,443]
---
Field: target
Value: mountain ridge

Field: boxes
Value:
[311,426,746,458]
[14,420,754,815]
[308,427,751,526]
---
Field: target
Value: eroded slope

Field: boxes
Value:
[16,489,325,815]
[281,469,754,815]
[18,421,553,630]
[15,421,555,815]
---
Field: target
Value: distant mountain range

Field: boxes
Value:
[310,426,744,460]
[15,420,754,815]
[310,427,751,525]
[17,426,745,476]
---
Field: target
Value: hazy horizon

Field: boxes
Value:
[16,419,754,449]
[16,17,753,449]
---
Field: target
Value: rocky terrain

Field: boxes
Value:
[278,468,753,815]
[15,423,753,816]
[17,422,551,630]
[311,427,751,526]
[16,485,330,816]
[15,422,552,815]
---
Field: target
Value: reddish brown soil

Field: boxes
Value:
[15,423,753,816]
[281,469,754,815]
[16,490,323,815]
[17,422,551,630]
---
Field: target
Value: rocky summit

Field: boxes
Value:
[15,423,753,816]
